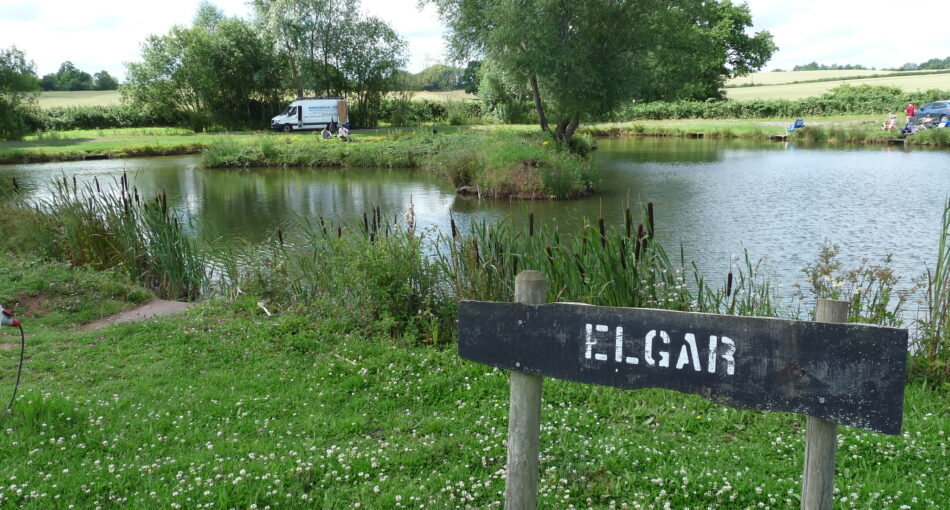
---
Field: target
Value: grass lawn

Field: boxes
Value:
[0,254,947,509]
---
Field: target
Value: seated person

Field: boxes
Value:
[321,126,332,139]
[900,122,918,137]
[882,113,897,131]
[920,115,935,129]
[337,125,350,141]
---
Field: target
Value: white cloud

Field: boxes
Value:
[2,0,948,83]
[744,0,950,69]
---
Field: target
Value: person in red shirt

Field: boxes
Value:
[905,103,917,123]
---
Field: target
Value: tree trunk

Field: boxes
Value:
[564,119,580,144]
[529,75,549,133]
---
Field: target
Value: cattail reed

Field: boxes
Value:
[726,271,734,297]
[277,228,284,246]
[647,202,655,238]
[625,208,632,238]
[450,215,458,239]
[363,212,369,233]
[11,177,18,193]
[529,213,535,237]
[598,217,606,248]
[620,239,627,270]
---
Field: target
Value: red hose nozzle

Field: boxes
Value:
[2,308,19,327]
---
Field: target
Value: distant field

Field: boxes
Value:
[38,89,475,110]
[725,69,901,87]
[38,90,122,108]
[725,72,950,101]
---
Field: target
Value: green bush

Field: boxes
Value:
[24,105,185,131]
[615,85,950,121]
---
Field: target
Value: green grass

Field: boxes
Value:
[0,128,259,164]
[0,254,947,509]
[200,129,596,200]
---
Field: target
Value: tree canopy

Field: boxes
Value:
[40,61,119,91]
[428,0,775,144]
[0,46,40,140]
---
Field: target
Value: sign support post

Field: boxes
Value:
[505,270,547,510]
[801,298,849,510]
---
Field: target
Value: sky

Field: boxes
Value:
[1,0,949,80]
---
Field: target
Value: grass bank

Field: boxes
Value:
[201,129,596,199]
[0,251,947,509]
[0,128,250,165]
[584,117,950,147]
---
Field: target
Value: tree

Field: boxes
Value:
[0,46,40,140]
[123,6,284,131]
[459,60,481,94]
[93,71,119,90]
[428,0,775,145]
[252,0,360,98]
[342,17,405,126]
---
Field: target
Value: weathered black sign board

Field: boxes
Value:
[459,301,908,435]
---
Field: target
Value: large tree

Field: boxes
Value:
[341,17,406,126]
[252,0,360,98]
[123,4,284,130]
[0,46,40,140]
[428,0,775,144]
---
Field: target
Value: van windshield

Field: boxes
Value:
[280,106,292,116]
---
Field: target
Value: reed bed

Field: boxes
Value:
[435,204,779,318]
[915,199,950,384]
[29,174,205,300]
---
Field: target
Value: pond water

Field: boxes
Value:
[3,138,949,309]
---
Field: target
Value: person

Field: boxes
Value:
[321,124,332,139]
[882,112,897,131]
[900,121,918,138]
[337,124,350,141]
[905,103,917,124]
[920,114,935,129]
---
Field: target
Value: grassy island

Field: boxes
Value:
[200,129,597,200]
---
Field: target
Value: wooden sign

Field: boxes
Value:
[459,301,908,435]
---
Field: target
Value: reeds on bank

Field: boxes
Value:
[35,174,205,300]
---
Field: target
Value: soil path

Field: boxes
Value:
[79,300,196,332]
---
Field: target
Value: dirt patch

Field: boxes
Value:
[16,291,49,318]
[80,300,197,332]
[0,343,18,351]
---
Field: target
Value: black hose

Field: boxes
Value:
[5,325,24,411]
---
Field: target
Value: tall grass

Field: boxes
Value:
[915,199,950,384]
[435,205,779,317]
[30,174,205,300]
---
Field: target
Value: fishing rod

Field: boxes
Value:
[2,307,24,411]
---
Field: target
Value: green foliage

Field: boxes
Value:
[25,105,184,131]
[437,206,779,318]
[38,61,115,91]
[412,64,464,91]
[475,59,535,124]
[429,0,775,143]
[796,243,911,327]
[914,200,950,385]
[617,84,950,120]
[0,46,40,141]
[122,11,285,131]
[793,62,870,71]
[14,176,207,300]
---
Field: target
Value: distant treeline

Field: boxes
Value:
[780,57,950,73]
[40,61,119,91]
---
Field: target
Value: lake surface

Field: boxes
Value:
[3,138,949,309]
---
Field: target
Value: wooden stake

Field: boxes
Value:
[505,270,547,510]
[801,298,849,510]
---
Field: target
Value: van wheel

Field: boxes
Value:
[282,124,292,132]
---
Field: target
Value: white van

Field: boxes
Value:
[270,98,349,132]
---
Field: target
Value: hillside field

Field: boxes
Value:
[725,70,950,100]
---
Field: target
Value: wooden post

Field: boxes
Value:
[505,270,547,510]
[801,298,849,510]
